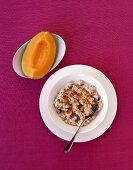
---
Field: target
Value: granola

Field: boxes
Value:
[53,80,103,126]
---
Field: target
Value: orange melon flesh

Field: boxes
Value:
[22,32,56,79]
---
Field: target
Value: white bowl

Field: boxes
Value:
[44,68,108,134]
[39,65,117,142]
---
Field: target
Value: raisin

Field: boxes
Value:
[78,104,83,109]
[92,104,98,112]
[75,115,80,122]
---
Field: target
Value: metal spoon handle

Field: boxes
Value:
[64,119,85,153]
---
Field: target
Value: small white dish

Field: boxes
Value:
[12,33,66,78]
[39,65,117,142]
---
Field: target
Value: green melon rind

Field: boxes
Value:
[21,42,29,77]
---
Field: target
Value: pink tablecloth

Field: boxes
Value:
[1,0,133,169]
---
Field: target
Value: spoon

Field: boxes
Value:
[64,115,92,153]
[12,33,66,78]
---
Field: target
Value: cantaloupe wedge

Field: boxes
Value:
[22,32,56,79]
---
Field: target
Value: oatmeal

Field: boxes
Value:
[53,80,103,126]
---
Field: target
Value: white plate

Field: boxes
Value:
[39,65,117,142]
